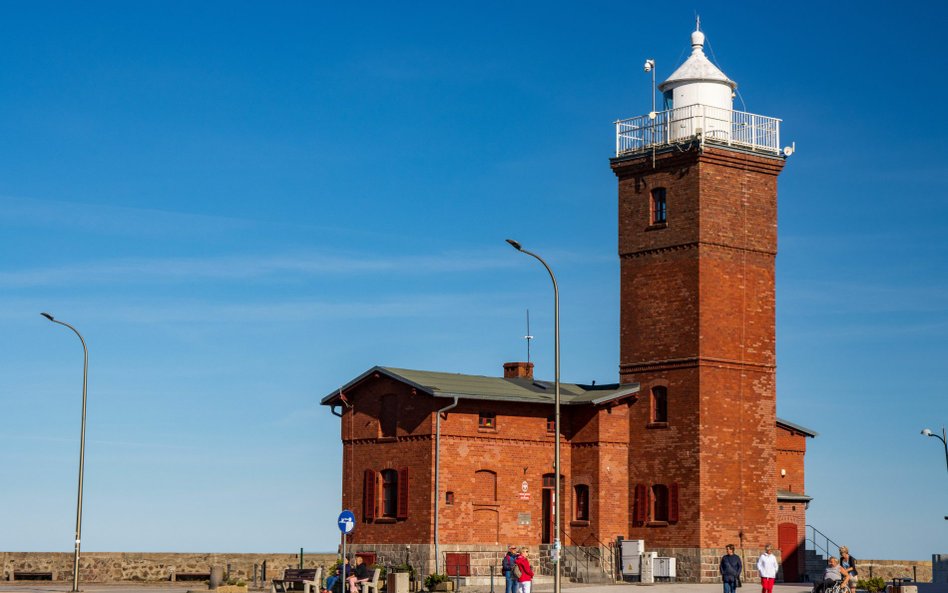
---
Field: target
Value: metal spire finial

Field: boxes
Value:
[696,14,701,31]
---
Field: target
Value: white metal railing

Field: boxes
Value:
[615,104,781,156]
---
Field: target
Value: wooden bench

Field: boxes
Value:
[174,572,211,582]
[13,572,54,581]
[272,567,322,593]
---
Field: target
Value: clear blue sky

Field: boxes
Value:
[1,1,946,560]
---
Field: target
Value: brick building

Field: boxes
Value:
[322,25,816,583]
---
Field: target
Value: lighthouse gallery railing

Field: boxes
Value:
[615,104,781,156]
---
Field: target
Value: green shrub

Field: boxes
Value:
[424,574,449,589]
[860,577,886,593]
[393,563,415,577]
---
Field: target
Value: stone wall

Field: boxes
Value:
[854,559,933,583]
[1,552,336,583]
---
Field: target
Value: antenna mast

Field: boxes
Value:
[524,309,534,363]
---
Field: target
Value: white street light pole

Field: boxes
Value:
[505,240,560,593]
[41,312,88,593]
[921,427,948,474]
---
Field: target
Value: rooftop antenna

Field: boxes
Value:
[524,309,534,363]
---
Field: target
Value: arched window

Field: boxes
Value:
[651,386,668,424]
[474,469,497,503]
[381,469,399,518]
[651,484,669,522]
[574,485,589,521]
[380,394,397,438]
[651,188,667,224]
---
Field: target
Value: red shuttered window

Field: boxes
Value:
[669,483,679,523]
[633,484,647,524]
[363,469,377,522]
[397,467,409,519]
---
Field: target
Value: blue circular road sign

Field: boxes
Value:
[338,510,356,534]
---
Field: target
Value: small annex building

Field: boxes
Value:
[322,24,817,584]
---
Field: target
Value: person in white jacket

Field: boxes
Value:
[756,544,778,593]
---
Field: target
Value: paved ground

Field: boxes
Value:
[0,583,816,593]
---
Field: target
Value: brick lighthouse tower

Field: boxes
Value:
[611,23,788,577]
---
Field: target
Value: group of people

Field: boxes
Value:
[501,545,535,593]
[719,543,857,593]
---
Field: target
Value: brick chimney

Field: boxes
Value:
[503,362,534,379]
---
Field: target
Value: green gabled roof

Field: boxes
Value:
[776,417,818,437]
[776,489,813,503]
[320,365,639,407]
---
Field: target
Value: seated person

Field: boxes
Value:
[347,557,370,593]
[814,557,850,593]
[326,558,349,593]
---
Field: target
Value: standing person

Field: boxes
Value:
[502,546,520,593]
[720,544,743,593]
[838,547,857,593]
[756,544,778,593]
[515,548,534,593]
[347,556,369,593]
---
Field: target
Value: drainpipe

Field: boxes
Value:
[433,396,459,575]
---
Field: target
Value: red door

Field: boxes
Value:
[778,522,800,582]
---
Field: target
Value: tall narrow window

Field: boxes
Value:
[651,484,669,522]
[546,415,556,433]
[381,469,398,518]
[651,188,667,224]
[380,394,397,438]
[651,386,668,424]
[574,485,589,521]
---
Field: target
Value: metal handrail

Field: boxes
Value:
[560,532,615,582]
[805,524,842,560]
[615,104,782,157]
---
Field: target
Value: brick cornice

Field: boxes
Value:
[620,356,775,374]
[570,441,628,449]
[611,145,785,178]
[620,240,777,259]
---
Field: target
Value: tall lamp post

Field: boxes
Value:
[41,312,88,593]
[921,427,948,474]
[505,239,561,593]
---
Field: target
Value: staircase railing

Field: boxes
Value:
[805,524,842,559]
[561,531,615,582]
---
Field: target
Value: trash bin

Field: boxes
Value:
[388,572,410,593]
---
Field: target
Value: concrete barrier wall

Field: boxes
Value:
[1,552,337,583]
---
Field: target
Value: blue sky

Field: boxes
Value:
[1,1,946,560]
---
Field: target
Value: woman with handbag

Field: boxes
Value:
[720,544,743,593]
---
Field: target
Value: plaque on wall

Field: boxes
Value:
[518,512,531,525]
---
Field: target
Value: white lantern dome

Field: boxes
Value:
[658,25,736,113]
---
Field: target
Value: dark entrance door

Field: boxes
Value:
[778,522,800,582]
[541,488,552,543]
[542,473,557,544]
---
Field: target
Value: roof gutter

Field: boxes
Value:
[433,396,459,575]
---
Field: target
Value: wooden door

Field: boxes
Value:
[778,522,800,582]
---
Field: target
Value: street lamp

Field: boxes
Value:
[41,312,89,593]
[920,427,948,474]
[505,239,561,593]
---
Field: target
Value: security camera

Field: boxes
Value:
[644,59,655,73]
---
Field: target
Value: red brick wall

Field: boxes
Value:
[776,426,807,495]
[613,147,785,550]
[340,375,434,544]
